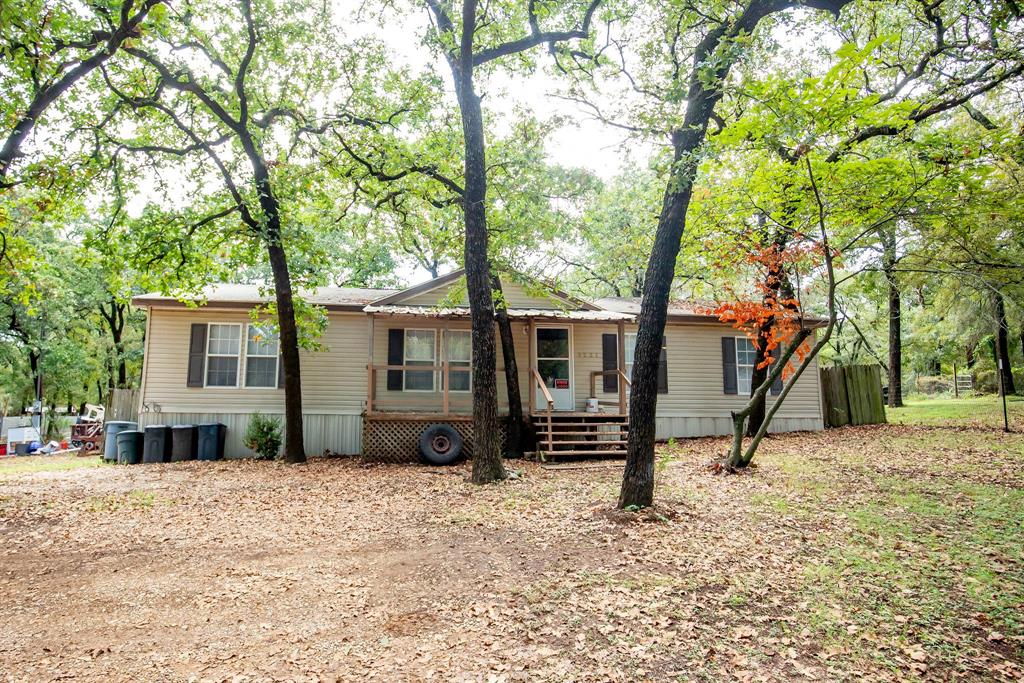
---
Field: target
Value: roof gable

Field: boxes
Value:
[372,269,598,311]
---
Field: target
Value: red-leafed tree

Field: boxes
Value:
[706,158,840,470]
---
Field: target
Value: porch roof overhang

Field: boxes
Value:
[363,304,635,322]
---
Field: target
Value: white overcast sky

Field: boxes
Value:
[344,0,653,180]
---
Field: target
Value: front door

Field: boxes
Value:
[535,326,574,411]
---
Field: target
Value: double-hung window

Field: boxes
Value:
[245,323,279,388]
[206,323,242,387]
[736,337,757,395]
[445,330,472,392]
[404,329,437,392]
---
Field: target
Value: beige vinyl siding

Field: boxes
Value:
[140,306,823,454]
[140,308,368,415]
[587,322,822,420]
[369,318,821,421]
[400,277,568,310]
[571,324,614,409]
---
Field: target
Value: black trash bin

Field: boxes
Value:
[170,425,198,462]
[196,423,226,461]
[143,425,172,463]
[116,430,144,465]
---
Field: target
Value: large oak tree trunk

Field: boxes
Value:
[620,126,702,508]
[250,166,306,464]
[492,276,524,456]
[994,291,1016,395]
[882,231,903,407]
[620,48,727,508]
[266,240,306,463]
[453,63,504,483]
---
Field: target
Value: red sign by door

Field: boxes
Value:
[554,379,569,389]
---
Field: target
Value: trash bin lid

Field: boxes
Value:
[171,424,196,430]
[104,420,138,430]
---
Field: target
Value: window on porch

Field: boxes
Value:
[404,329,436,392]
[445,330,471,392]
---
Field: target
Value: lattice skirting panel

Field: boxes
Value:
[362,415,507,463]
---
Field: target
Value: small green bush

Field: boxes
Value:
[243,413,282,461]
[972,369,1024,395]
[914,376,952,395]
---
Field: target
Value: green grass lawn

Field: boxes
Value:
[889,393,1024,429]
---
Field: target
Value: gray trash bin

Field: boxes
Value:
[103,421,138,461]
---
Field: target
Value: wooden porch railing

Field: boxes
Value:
[531,368,555,452]
[367,362,460,416]
[589,369,631,414]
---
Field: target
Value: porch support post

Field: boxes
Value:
[527,319,535,415]
[442,360,450,416]
[617,319,626,414]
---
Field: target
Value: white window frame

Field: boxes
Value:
[204,323,243,388]
[736,336,756,396]
[244,323,280,389]
[443,329,472,393]
[403,328,438,393]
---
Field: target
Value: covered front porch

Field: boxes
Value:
[360,306,635,461]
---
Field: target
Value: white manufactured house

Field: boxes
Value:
[133,270,825,459]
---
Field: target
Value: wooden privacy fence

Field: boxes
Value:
[820,364,886,428]
[105,388,140,422]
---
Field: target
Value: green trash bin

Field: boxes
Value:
[116,430,144,465]
[104,421,138,461]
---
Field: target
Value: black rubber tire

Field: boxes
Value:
[418,424,463,465]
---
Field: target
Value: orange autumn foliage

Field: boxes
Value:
[701,233,819,380]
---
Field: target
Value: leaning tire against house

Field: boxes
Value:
[418,424,463,465]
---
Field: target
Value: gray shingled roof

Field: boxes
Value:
[135,283,810,324]
[133,283,400,309]
[593,296,713,317]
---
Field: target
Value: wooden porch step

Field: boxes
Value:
[531,411,628,418]
[533,421,629,428]
[540,449,627,457]
[535,429,629,436]
[543,439,628,446]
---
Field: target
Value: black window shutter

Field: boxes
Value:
[770,345,783,395]
[187,323,207,387]
[277,355,285,389]
[386,329,404,390]
[722,337,737,395]
[602,333,618,393]
[657,335,668,394]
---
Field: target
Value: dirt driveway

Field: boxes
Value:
[1,426,1021,682]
